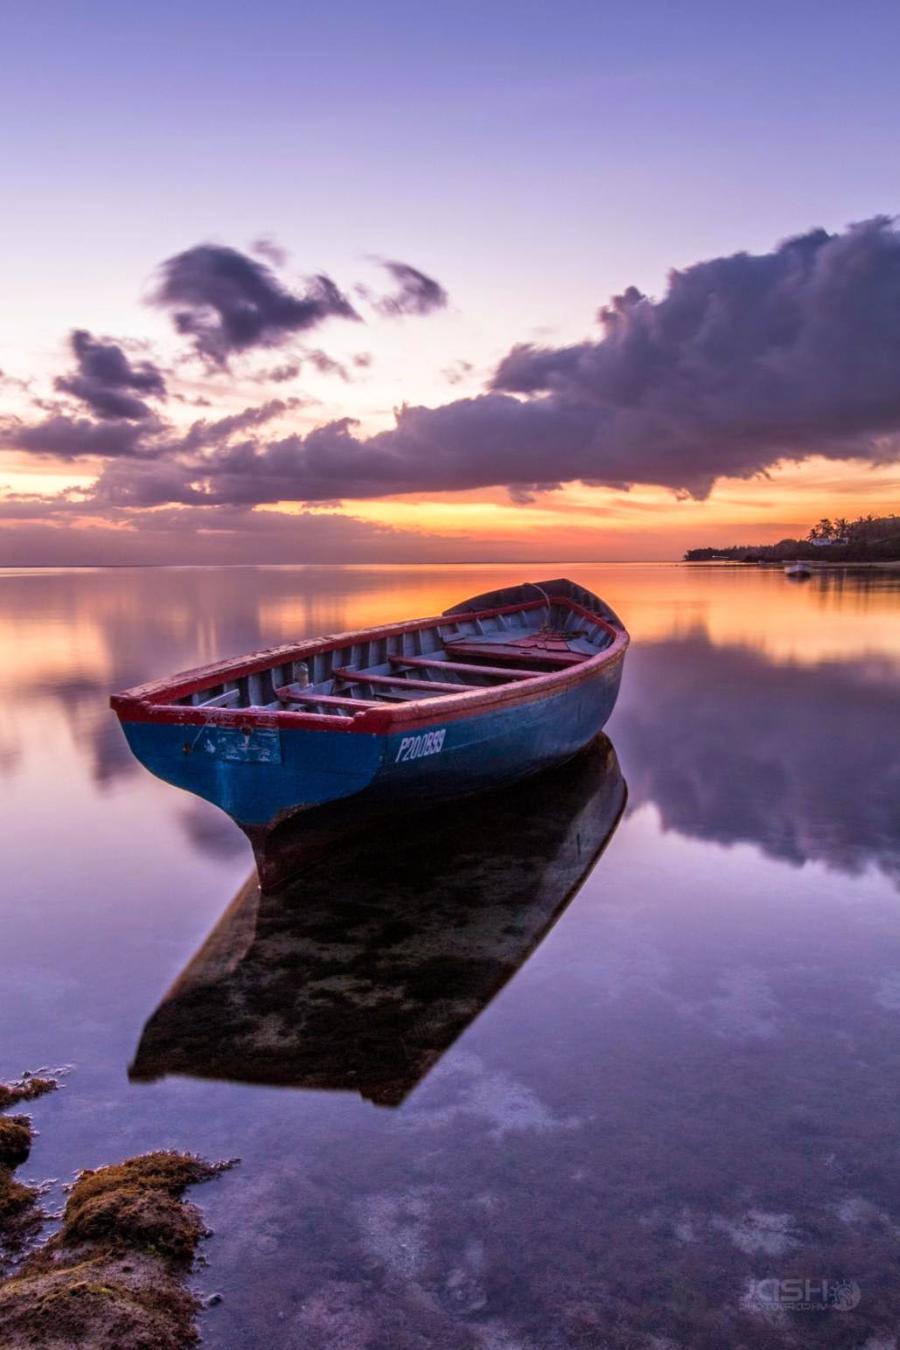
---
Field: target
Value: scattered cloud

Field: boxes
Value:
[506,481,562,505]
[0,397,297,465]
[371,259,448,317]
[306,349,350,380]
[442,359,474,385]
[55,329,166,420]
[255,361,302,384]
[251,351,370,387]
[5,217,900,530]
[173,398,301,453]
[152,243,359,364]
[0,369,32,393]
[118,217,900,502]
[249,235,288,268]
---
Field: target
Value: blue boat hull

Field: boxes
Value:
[113,577,630,886]
[121,650,625,832]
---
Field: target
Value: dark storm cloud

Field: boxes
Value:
[90,459,205,506]
[54,330,166,421]
[96,215,900,506]
[488,217,900,496]
[77,397,571,505]
[0,399,292,465]
[122,394,617,504]
[8,216,900,506]
[153,244,360,364]
[175,399,301,452]
[372,260,448,317]
[1,414,152,459]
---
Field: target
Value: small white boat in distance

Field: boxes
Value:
[784,562,812,578]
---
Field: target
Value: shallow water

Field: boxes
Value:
[1,562,899,1348]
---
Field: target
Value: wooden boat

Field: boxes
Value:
[129,736,626,1105]
[111,577,628,881]
[784,561,812,578]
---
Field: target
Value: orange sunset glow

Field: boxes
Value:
[2,452,896,565]
[3,7,900,1349]
[3,210,900,563]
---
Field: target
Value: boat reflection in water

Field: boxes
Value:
[130,735,626,1106]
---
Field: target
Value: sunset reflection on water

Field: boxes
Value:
[0,562,898,1348]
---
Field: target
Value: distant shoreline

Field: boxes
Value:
[684,514,900,565]
[685,559,900,569]
[2,558,900,572]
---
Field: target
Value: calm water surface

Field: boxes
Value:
[1,563,899,1348]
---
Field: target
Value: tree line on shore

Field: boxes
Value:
[684,514,900,562]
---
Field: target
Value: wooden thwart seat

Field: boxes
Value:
[275,686,380,712]
[446,641,586,667]
[389,655,541,681]
[365,687,445,702]
[333,667,478,694]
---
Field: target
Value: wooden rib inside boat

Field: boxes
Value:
[163,581,621,720]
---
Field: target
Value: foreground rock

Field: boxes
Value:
[0,1075,57,1271]
[0,1077,58,1114]
[0,1150,234,1350]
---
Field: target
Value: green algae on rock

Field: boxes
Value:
[0,1150,235,1350]
[62,1152,228,1265]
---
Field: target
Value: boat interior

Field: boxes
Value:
[172,582,621,719]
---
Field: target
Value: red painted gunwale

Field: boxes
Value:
[110,596,629,736]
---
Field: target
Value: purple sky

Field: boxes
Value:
[2,1,899,562]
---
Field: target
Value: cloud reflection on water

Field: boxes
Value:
[2,565,895,882]
[2,563,899,1349]
[614,631,900,885]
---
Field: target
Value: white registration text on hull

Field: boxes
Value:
[395,729,446,763]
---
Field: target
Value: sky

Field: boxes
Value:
[1,0,899,564]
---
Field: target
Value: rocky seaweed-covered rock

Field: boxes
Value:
[0,1077,57,1113]
[0,1119,33,1171]
[0,1073,57,1270]
[0,1150,235,1350]
[0,1166,43,1269]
